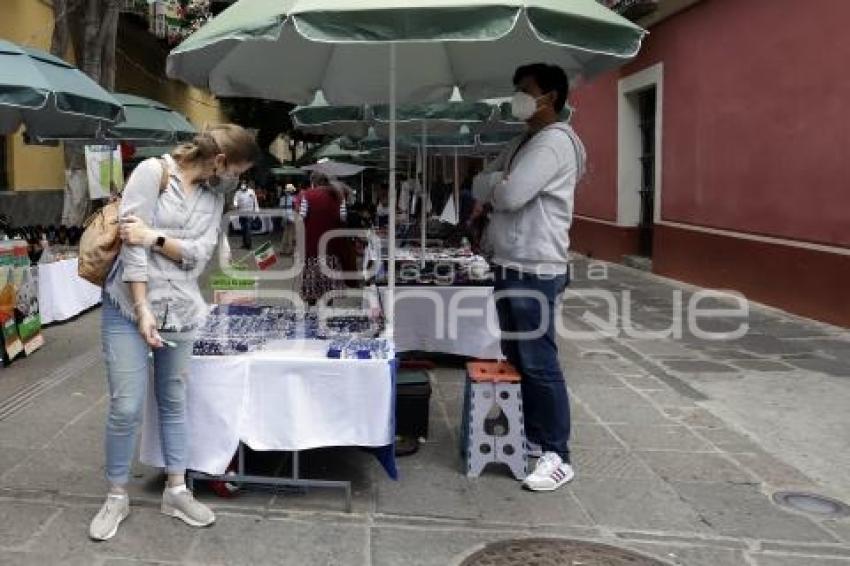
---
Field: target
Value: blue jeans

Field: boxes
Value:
[101,300,192,485]
[239,217,253,249]
[493,267,571,462]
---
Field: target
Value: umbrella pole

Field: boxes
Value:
[454,147,460,225]
[387,43,397,333]
[420,122,427,264]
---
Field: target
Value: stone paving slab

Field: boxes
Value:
[620,542,748,566]
[187,514,369,566]
[636,451,756,484]
[31,505,198,563]
[468,473,592,527]
[670,482,837,542]
[569,476,711,533]
[570,423,625,449]
[730,360,796,372]
[570,386,671,425]
[0,501,60,549]
[730,451,819,490]
[570,448,657,480]
[751,555,850,566]
[371,525,517,566]
[608,425,714,452]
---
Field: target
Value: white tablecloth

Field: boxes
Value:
[140,354,395,475]
[37,258,102,324]
[374,286,503,358]
[230,215,274,234]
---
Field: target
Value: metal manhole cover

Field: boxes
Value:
[773,491,850,517]
[457,538,671,566]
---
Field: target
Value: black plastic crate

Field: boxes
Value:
[396,369,432,439]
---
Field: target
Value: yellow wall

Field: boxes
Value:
[115,49,226,134]
[1,1,224,191]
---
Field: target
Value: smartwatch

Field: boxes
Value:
[154,235,166,249]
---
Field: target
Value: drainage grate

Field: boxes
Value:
[773,491,850,518]
[457,538,671,566]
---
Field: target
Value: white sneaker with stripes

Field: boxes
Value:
[523,452,574,492]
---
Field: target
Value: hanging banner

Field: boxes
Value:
[16,266,44,357]
[85,145,124,200]
[0,266,22,363]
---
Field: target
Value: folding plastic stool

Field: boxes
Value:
[462,361,528,480]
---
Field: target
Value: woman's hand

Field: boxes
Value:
[137,307,163,348]
[120,215,158,247]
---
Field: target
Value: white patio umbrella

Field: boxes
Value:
[168,0,646,326]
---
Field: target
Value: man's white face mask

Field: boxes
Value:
[511,91,546,121]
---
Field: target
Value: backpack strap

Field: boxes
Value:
[157,158,170,193]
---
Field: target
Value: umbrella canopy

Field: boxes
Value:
[0,39,123,139]
[298,136,370,164]
[170,0,645,327]
[269,166,307,177]
[371,100,496,136]
[168,0,646,105]
[303,160,367,178]
[291,92,371,137]
[109,93,197,144]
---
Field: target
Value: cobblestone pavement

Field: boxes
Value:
[0,256,848,565]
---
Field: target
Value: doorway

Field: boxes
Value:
[617,63,663,266]
[637,87,657,257]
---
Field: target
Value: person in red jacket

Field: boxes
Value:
[294,172,348,304]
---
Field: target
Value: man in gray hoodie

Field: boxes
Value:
[474,63,585,492]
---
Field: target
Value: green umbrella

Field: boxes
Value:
[169,0,645,324]
[168,0,646,104]
[0,39,123,140]
[298,136,370,164]
[109,93,197,144]
[290,92,371,137]
[269,166,307,177]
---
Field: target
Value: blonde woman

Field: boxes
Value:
[90,125,259,540]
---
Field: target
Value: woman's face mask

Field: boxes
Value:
[207,171,240,194]
[208,155,250,194]
[511,91,548,121]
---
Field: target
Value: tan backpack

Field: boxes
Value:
[78,158,169,287]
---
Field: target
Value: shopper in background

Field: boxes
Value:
[294,172,348,304]
[280,183,297,255]
[233,179,259,249]
[91,124,259,541]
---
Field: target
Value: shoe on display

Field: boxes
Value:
[522,452,575,492]
[89,493,130,541]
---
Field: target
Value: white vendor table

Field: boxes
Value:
[38,258,102,324]
[140,352,396,509]
[229,215,274,235]
[374,286,503,359]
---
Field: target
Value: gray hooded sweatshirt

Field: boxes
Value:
[474,122,586,275]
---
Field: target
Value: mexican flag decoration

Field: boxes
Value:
[254,242,277,271]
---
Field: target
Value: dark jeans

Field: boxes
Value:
[493,267,571,462]
[239,217,252,249]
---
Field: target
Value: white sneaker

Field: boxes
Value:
[523,452,575,492]
[89,493,130,541]
[526,440,544,458]
[161,486,216,527]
